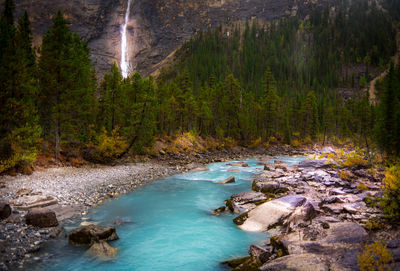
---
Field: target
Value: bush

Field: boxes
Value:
[290,139,302,147]
[341,152,368,168]
[358,242,393,271]
[249,137,262,149]
[381,164,400,220]
[84,127,128,163]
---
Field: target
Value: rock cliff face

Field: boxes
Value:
[13,0,332,77]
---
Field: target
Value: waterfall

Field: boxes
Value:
[120,0,132,78]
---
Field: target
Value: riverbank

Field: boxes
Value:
[0,147,310,270]
[220,149,400,270]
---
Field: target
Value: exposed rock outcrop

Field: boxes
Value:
[12,0,335,77]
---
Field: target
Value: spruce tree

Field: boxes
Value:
[0,4,40,172]
[38,11,96,160]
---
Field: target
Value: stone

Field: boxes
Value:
[68,225,119,246]
[0,203,11,219]
[86,241,117,260]
[231,192,267,205]
[252,181,288,194]
[13,195,58,210]
[190,167,209,172]
[25,208,58,228]
[216,176,235,184]
[237,195,306,232]
[248,244,267,258]
[287,201,317,224]
[323,222,367,244]
[212,206,227,216]
[227,169,240,173]
[226,162,249,167]
[81,221,99,226]
[298,159,332,169]
[260,253,330,271]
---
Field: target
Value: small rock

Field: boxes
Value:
[216,176,235,184]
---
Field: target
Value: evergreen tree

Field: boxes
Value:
[0,4,40,172]
[38,11,96,160]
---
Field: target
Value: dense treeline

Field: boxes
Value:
[0,0,399,173]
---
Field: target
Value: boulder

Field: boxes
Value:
[260,253,330,271]
[231,192,267,205]
[216,176,235,184]
[252,181,289,194]
[227,162,249,167]
[237,195,306,232]
[68,225,119,246]
[323,222,367,244]
[249,244,267,258]
[190,167,209,172]
[0,203,11,219]
[86,241,117,260]
[287,201,317,224]
[298,159,331,169]
[212,206,227,216]
[25,208,58,227]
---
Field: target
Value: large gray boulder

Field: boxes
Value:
[236,195,306,232]
[298,159,332,169]
[25,208,58,227]
[68,225,119,246]
[260,253,330,271]
[227,192,267,213]
[252,180,289,194]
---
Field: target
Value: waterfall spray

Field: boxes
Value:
[120,0,132,78]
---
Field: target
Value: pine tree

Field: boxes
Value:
[0,5,41,172]
[38,11,96,160]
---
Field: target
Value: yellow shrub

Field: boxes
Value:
[357,182,368,191]
[341,152,368,168]
[94,127,128,162]
[249,137,262,149]
[364,217,384,232]
[381,164,400,219]
[303,136,312,144]
[358,242,393,271]
[339,170,352,181]
[268,136,278,144]
[222,137,236,149]
[290,139,301,147]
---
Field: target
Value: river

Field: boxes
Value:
[30,157,305,271]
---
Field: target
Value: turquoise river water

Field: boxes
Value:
[30,156,305,271]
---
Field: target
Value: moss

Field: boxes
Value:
[221,257,251,268]
[233,212,249,225]
[269,235,289,257]
[225,199,234,212]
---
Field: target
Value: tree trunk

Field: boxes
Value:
[55,120,60,161]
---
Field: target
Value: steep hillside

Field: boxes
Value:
[11,0,333,76]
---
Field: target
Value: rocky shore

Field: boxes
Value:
[219,149,400,270]
[0,147,304,270]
